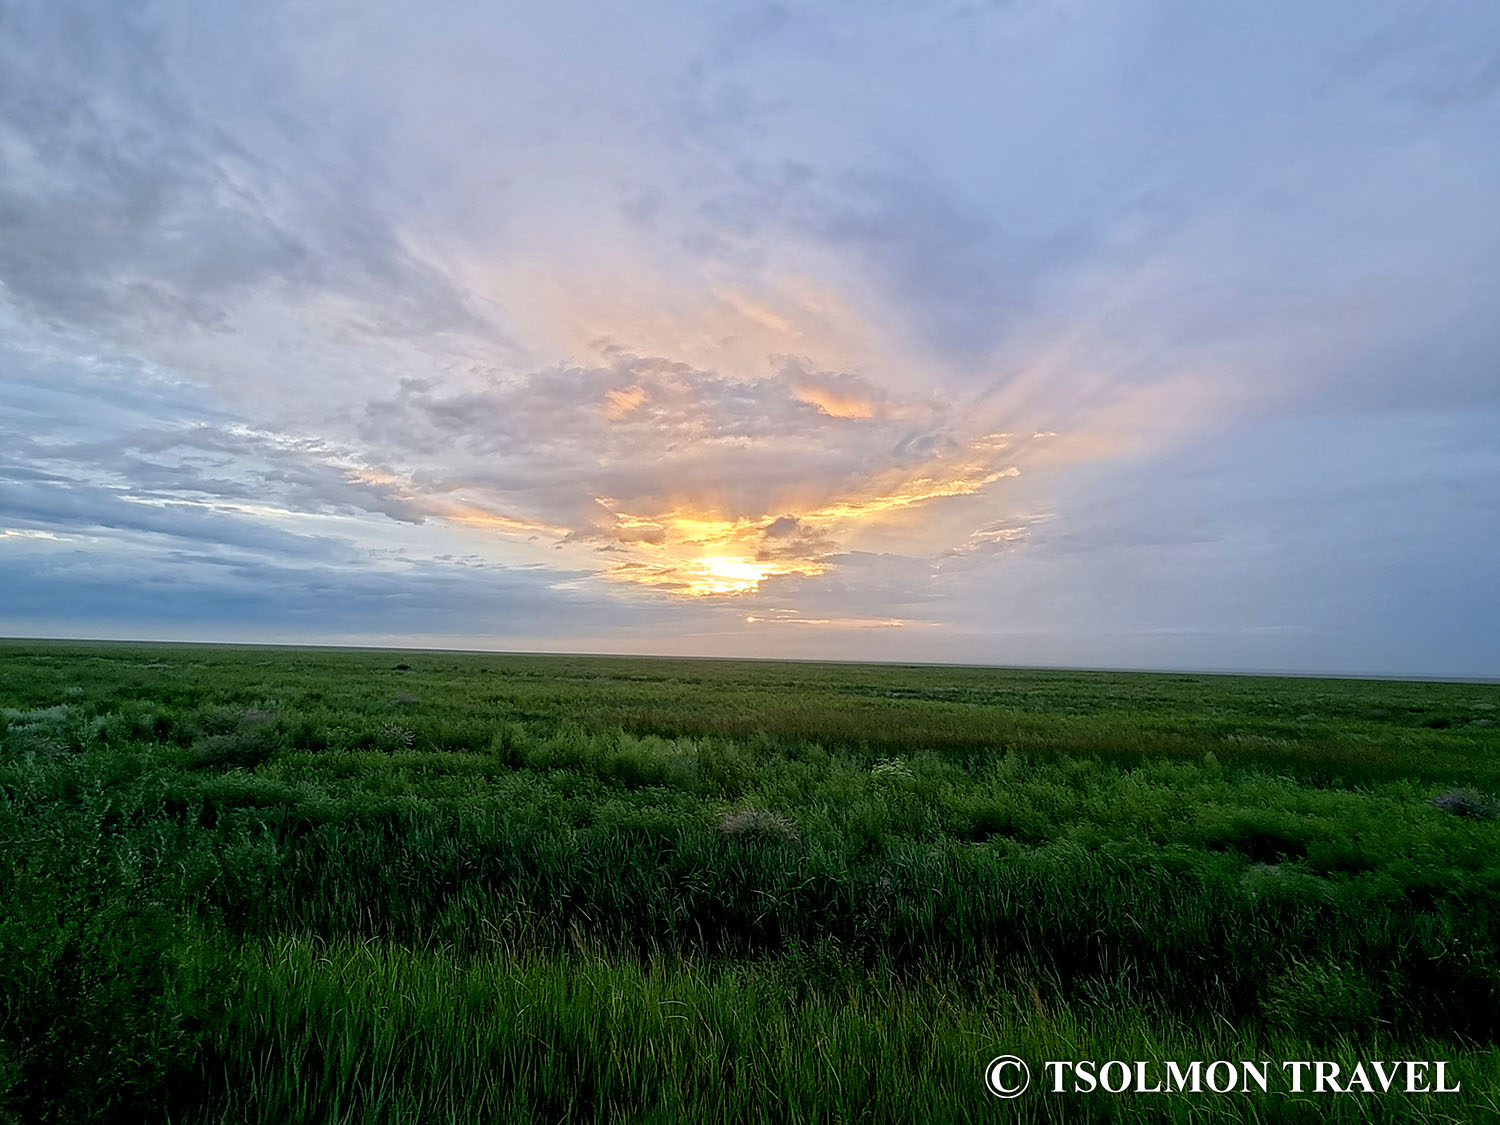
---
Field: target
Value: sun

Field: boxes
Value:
[687,556,774,596]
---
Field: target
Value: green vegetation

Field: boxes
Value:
[2,640,1498,1122]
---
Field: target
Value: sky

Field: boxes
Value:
[1,1,1498,676]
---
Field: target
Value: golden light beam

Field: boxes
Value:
[582,431,1022,595]
[745,613,915,628]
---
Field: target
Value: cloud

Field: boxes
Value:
[1,0,1498,673]
[0,542,635,640]
[0,3,492,350]
[356,351,1032,591]
[0,359,431,543]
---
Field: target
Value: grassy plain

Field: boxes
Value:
[2,640,1498,1122]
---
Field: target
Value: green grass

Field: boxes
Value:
[2,640,1498,1122]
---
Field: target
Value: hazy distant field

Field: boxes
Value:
[3,641,1498,1123]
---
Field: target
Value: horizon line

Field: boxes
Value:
[3,633,1497,687]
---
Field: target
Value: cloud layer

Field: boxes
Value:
[2,1,1498,674]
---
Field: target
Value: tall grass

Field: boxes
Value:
[195,938,1500,1125]
[1,641,1498,1121]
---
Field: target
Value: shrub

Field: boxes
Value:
[191,709,279,770]
[1432,787,1496,820]
[718,807,800,844]
[376,721,416,752]
[871,757,915,783]
[1,705,77,755]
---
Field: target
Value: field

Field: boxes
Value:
[2,640,1499,1123]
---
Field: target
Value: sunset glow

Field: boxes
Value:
[688,556,781,597]
[1,2,1495,675]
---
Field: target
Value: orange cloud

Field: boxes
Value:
[363,356,1036,600]
[790,382,878,419]
[744,612,919,628]
[603,384,647,418]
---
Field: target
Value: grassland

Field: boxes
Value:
[2,640,1498,1123]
